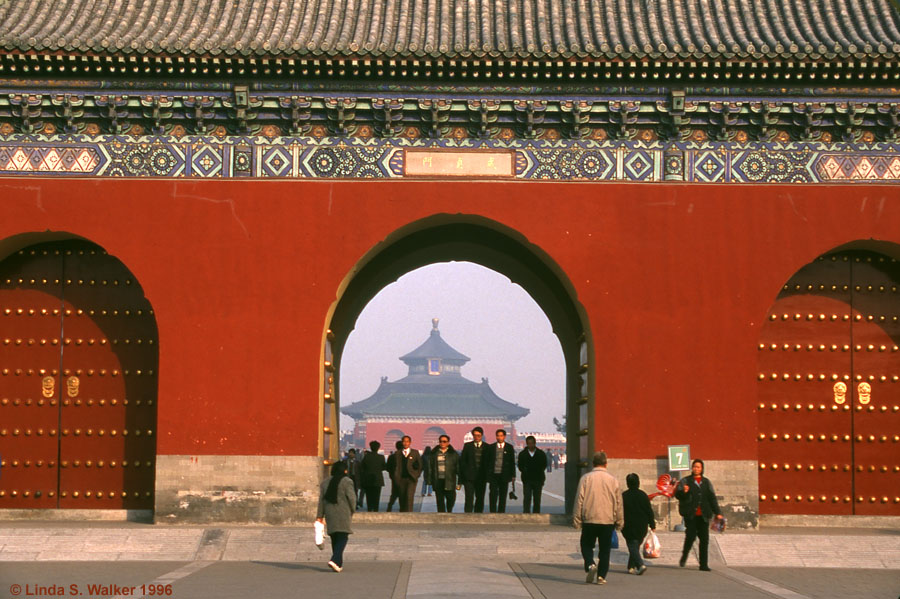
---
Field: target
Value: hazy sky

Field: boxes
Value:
[339,261,565,433]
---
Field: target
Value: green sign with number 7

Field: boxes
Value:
[668,445,691,471]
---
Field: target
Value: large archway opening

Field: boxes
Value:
[756,241,900,516]
[0,234,159,512]
[323,215,592,513]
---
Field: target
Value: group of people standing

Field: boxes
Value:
[319,447,723,578]
[574,452,723,586]
[343,426,552,515]
[315,426,551,572]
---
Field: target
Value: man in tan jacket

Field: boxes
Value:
[573,451,624,585]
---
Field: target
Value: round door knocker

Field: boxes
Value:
[66,375,80,398]
[41,376,55,398]
[857,382,871,405]
[832,381,847,404]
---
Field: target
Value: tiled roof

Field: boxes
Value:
[1,0,899,60]
[341,376,530,419]
[400,328,470,364]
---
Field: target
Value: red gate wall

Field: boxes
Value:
[2,179,899,462]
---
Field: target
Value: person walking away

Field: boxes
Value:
[384,440,404,512]
[420,446,433,496]
[675,458,723,571]
[517,435,547,513]
[573,451,624,586]
[545,450,554,473]
[459,426,489,513]
[393,435,422,512]
[360,440,387,512]
[485,429,516,513]
[622,473,656,575]
[316,461,356,572]
[428,434,459,512]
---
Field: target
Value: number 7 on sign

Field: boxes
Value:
[668,444,690,471]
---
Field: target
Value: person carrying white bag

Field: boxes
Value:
[622,473,656,575]
[316,461,357,572]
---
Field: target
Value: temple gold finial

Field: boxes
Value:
[432,317,439,330]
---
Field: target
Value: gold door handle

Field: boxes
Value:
[66,376,80,398]
[833,381,847,404]
[857,382,871,405]
[41,375,55,398]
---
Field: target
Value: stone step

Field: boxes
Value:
[353,512,570,525]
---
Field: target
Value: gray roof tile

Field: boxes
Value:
[342,376,530,419]
[1,0,899,59]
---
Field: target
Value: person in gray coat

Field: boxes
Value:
[317,461,357,572]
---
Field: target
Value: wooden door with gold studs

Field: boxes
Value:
[0,246,65,508]
[758,251,900,516]
[0,241,158,509]
[845,253,900,515]
[757,254,854,515]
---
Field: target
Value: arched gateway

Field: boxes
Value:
[322,216,592,510]
[0,238,158,510]
[757,245,900,516]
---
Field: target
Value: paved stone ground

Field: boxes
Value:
[0,523,898,599]
[1,561,897,599]
[3,523,898,567]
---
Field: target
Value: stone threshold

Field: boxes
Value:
[0,509,153,523]
[760,514,900,529]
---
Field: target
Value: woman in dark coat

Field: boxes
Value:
[674,459,723,571]
[317,461,357,572]
[427,435,460,512]
[622,473,656,575]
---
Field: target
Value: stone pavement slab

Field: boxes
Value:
[717,533,900,568]
[513,562,779,599]
[0,528,204,561]
[408,561,530,599]
[513,563,900,599]
[172,560,407,599]
[731,567,900,599]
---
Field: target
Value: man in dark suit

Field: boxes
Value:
[485,428,516,513]
[344,448,361,506]
[393,435,422,512]
[458,426,489,513]
[360,440,387,512]
[384,440,404,512]
[674,458,723,571]
[516,435,547,513]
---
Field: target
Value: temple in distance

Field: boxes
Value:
[342,319,529,450]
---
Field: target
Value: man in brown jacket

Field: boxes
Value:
[573,451,624,585]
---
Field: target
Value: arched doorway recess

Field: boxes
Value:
[0,236,159,510]
[322,215,592,511]
[757,244,900,516]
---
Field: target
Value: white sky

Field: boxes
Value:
[339,261,566,433]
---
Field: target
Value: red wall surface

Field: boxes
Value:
[2,179,899,461]
[362,421,519,451]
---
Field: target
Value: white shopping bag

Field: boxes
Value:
[314,520,325,549]
[642,530,661,559]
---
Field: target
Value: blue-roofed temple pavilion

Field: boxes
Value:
[342,319,529,450]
